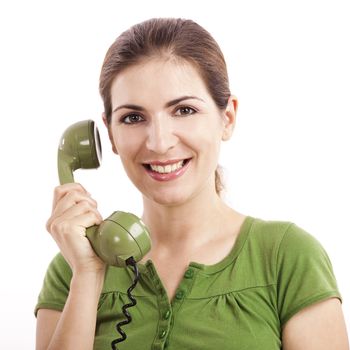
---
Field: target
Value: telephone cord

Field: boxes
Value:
[111,256,139,350]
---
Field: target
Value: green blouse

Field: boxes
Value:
[35,216,342,349]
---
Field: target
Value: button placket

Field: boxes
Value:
[156,292,172,347]
[147,262,199,350]
[146,262,173,350]
[171,267,197,310]
[155,305,172,349]
[163,267,197,349]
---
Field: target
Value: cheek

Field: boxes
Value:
[114,130,142,157]
[191,120,222,149]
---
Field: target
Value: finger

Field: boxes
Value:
[47,199,101,234]
[53,191,97,218]
[48,209,103,237]
[70,211,103,236]
[56,199,102,223]
[52,183,89,211]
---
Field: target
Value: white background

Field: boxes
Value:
[0,0,349,348]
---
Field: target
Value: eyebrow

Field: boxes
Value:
[112,95,205,114]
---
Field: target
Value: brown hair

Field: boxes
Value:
[99,18,231,195]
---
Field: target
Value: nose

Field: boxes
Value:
[145,115,177,154]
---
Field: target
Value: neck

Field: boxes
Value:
[141,183,232,248]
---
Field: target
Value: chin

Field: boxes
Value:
[143,186,194,207]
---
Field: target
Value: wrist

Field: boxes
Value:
[71,268,106,294]
[71,258,106,276]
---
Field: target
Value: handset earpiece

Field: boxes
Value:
[58,119,102,184]
[57,120,151,267]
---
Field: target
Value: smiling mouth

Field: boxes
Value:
[143,158,191,174]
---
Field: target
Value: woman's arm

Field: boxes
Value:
[36,270,105,350]
[282,298,349,350]
[36,183,106,349]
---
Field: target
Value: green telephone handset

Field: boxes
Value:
[57,119,151,267]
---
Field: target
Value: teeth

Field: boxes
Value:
[150,160,185,174]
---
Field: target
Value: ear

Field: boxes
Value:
[102,112,118,154]
[222,95,238,141]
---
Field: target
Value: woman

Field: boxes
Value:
[35,18,349,349]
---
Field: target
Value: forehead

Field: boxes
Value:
[110,58,212,106]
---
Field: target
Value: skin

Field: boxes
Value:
[282,298,349,349]
[36,57,349,349]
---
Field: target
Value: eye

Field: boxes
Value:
[174,106,197,116]
[121,113,144,124]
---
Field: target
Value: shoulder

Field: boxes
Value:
[246,216,293,255]
[248,216,335,272]
[275,221,332,267]
[242,217,334,284]
[247,217,325,259]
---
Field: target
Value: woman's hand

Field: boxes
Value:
[46,183,106,274]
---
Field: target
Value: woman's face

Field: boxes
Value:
[106,58,235,206]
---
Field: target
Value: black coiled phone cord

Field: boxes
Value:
[111,256,140,350]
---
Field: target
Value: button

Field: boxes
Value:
[164,310,171,320]
[184,269,194,278]
[175,290,184,300]
[160,330,167,338]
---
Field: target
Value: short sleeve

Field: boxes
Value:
[34,253,72,316]
[276,223,342,326]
